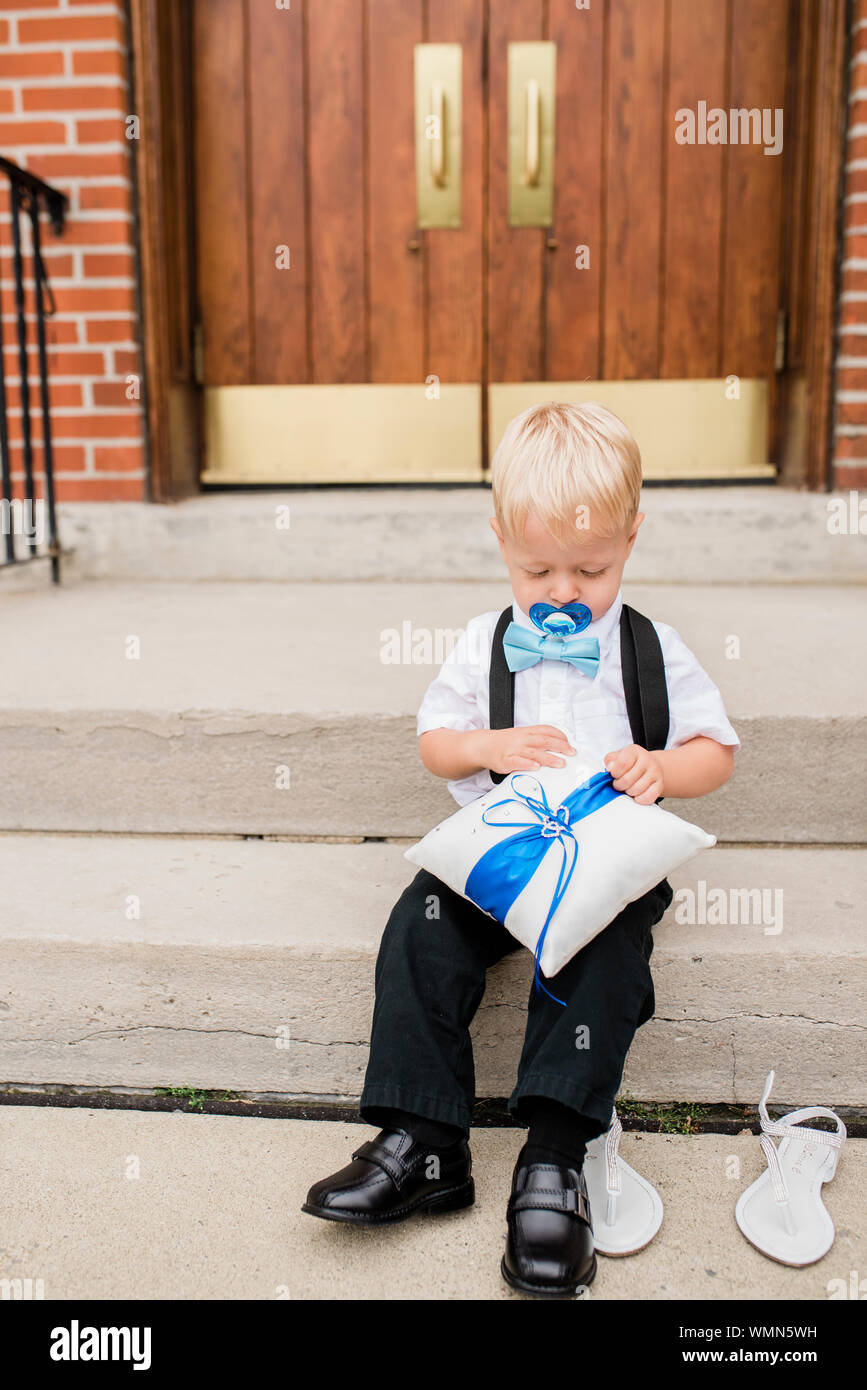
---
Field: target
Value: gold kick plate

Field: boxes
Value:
[414,44,462,229]
[200,385,483,483]
[489,381,776,480]
[508,41,556,227]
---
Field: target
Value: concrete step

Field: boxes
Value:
[54,486,867,583]
[3,1106,864,1299]
[2,835,864,1105]
[0,579,862,843]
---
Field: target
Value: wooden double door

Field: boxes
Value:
[188,0,796,483]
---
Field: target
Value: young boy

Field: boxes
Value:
[302,402,738,1297]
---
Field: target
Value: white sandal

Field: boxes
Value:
[735,1070,847,1267]
[583,1109,664,1256]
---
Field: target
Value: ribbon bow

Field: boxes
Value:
[502,623,601,676]
[465,770,620,1005]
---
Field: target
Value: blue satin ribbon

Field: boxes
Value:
[502,622,601,676]
[465,770,621,1005]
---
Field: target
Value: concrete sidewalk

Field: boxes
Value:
[2,1106,864,1301]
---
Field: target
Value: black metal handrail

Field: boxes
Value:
[0,156,68,583]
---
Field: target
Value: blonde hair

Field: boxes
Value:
[490,401,642,544]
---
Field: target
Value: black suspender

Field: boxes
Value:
[489,607,515,752]
[618,604,670,756]
[488,602,670,788]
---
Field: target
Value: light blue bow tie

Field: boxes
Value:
[502,622,601,676]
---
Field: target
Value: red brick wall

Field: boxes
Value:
[835,0,867,490]
[0,0,146,501]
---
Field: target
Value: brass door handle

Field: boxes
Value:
[430,81,446,187]
[508,42,555,226]
[525,78,540,186]
[415,43,461,228]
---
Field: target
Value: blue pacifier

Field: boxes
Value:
[528,601,593,638]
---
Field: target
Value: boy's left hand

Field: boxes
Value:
[604,744,664,805]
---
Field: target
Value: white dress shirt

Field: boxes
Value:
[416,588,740,806]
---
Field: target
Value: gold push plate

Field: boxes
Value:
[508,41,556,227]
[414,43,461,229]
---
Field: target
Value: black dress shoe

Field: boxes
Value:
[301,1128,474,1225]
[501,1161,597,1297]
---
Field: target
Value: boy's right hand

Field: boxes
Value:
[476,725,576,775]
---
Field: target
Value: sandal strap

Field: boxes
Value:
[758,1134,799,1236]
[760,1111,847,1148]
[759,1133,791,1204]
[604,1109,622,1196]
[756,1071,847,1207]
[759,1073,846,1148]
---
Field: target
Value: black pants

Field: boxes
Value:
[359,868,673,1138]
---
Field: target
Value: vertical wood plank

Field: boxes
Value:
[192,0,249,385]
[661,0,727,378]
[721,0,789,379]
[546,0,605,381]
[427,0,484,384]
[367,0,424,383]
[800,0,847,487]
[603,0,666,379]
[777,0,810,375]
[307,0,366,382]
[164,0,195,383]
[488,0,545,382]
[129,0,201,499]
[247,0,307,383]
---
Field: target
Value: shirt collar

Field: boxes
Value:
[510,590,623,650]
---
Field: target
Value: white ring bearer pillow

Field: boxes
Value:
[404,749,715,1000]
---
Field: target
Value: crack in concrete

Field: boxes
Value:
[655,1013,866,1029]
[3,1026,365,1046]
[6,1014,863,1053]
